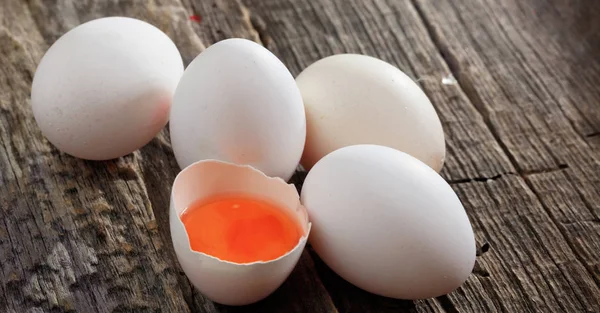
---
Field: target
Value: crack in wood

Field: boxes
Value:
[585,131,600,138]
[447,173,509,185]
[520,164,569,177]
[446,164,572,185]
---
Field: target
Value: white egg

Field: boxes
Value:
[170,38,306,181]
[31,17,184,160]
[301,144,475,300]
[296,54,445,172]
[170,160,311,305]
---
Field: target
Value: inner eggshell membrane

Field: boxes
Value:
[181,194,303,263]
[171,160,310,264]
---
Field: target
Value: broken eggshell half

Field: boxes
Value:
[169,160,311,306]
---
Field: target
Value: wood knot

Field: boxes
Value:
[8,271,21,283]
[146,220,158,231]
[91,200,111,214]
[72,206,87,216]
[117,165,139,181]
[121,242,134,253]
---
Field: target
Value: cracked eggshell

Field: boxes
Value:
[31,17,184,160]
[170,38,306,181]
[296,54,445,172]
[301,144,475,300]
[169,160,311,306]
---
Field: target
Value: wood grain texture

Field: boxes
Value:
[1,1,199,311]
[411,0,600,311]
[411,0,600,307]
[1,0,599,312]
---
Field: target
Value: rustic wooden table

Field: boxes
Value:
[1,0,599,312]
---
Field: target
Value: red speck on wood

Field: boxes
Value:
[190,15,201,23]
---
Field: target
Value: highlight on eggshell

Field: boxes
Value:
[295,54,446,172]
[169,160,311,306]
[301,144,476,300]
[170,38,306,181]
[31,16,184,160]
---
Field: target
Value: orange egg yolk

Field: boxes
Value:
[180,195,303,263]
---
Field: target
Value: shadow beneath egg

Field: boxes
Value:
[193,240,422,313]
[201,248,420,313]
[207,168,419,312]
[307,246,420,313]
[188,250,337,313]
[288,168,308,193]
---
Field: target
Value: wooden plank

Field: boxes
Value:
[411,0,600,274]
[1,0,339,312]
[409,0,600,310]
[488,0,600,138]
[413,0,600,173]
[0,0,197,311]
[2,0,599,312]
[454,175,600,312]
[27,0,206,64]
[241,0,600,312]
[181,0,262,46]
[526,170,600,282]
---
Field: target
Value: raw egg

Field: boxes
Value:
[301,144,475,299]
[170,160,311,305]
[170,38,306,181]
[296,54,446,172]
[31,17,184,160]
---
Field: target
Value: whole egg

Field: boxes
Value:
[170,38,306,181]
[300,144,476,299]
[296,54,445,172]
[31,17,184,160]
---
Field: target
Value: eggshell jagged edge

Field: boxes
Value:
[169,159,311,305]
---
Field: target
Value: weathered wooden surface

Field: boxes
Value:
[1,0,598,312]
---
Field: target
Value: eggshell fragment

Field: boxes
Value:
[296,54,445,172]
[170,160,311,306]
[170,38,306,181]
[31,17,184,160]
[301,144,475,300]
